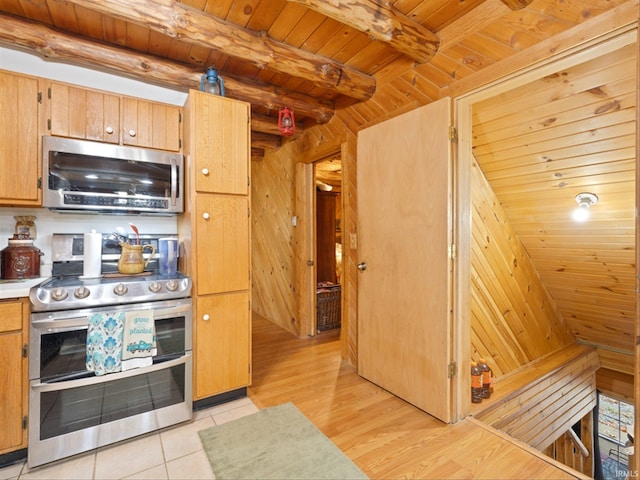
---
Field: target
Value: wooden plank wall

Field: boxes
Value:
[470,160,576,376]
[251,141,302,335]
[251,115,359,367]
[596,368,634,402]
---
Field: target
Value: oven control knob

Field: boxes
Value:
[166,280,179,291]
[74,286,90,299]
[149,281,162,293]
[51,287,68,301]
[113,283,128,296]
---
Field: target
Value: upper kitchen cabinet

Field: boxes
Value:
[48,82,182,151]
[190,91,250,195]
[0,70,42,206]
[49,82,120,144]
[122,98,181,151]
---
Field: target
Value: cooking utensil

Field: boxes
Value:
[111,231,128,243]
[129,223,140,245]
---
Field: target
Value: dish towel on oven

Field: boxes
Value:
[86,311,125,376]
[121,310,156,371]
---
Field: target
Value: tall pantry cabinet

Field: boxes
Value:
[180,90,251,401]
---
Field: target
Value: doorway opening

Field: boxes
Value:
[597,392,634,479]
[314,157,343,335]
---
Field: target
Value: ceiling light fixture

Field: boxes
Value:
[572,192,598,222]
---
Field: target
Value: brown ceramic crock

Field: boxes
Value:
[1,234,43,279]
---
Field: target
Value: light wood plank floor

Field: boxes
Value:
[248,314,589,479]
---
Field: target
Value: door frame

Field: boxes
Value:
[294,133,359,364]
[452,22,638,419]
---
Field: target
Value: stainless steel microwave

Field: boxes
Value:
[42,136,184,215]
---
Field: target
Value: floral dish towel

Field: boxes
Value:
[86,311,125,376]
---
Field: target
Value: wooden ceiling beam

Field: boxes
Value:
[251,131,282,151]
[252,113,303,137]
[500,0,534,10]
[0,14,335,123]
[288,0,439,64]
[63,0,376,102]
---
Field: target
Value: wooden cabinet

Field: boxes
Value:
[195,195,250,295]
[0,70,42,206]
[180,90,251,401]
[49,82,120,143]
[195,292,250,396]
[192,93,249,195]
[122,97,181,151]
[0,299,29,455]
[48,82,182,151]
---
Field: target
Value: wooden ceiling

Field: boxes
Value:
[0,0,593,156]
[472,37,636,359]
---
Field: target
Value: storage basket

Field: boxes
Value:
[317,285,341,331]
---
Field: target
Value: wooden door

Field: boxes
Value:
[0,300,27,454]
[194,291,250,398]
[191,91,250,195]
[357,98,454,423]
[195,195,250,295]
[0,71,40,205]
[49,82,120,143]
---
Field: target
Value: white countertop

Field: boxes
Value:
[0,276,48,300]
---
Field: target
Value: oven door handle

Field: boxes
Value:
[32,317,90,331]
[31,352,191,392]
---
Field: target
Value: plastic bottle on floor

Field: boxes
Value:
[477,358,492,399]
[471,362,483,403]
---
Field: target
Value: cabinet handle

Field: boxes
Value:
[202,212,210,220]
[105,126,114,134]
[203,314,210,321]
[128,129,136,137]
[201,168,209,176]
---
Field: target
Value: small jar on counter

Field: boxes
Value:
[14,216,37,240]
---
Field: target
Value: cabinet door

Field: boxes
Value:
[191,92,249,195]
[194,292,250,399]
[0,71,41,205]
[49,82,120,143]
[195,195,250,295]
[122,98,181,151]
[0,300,27,454]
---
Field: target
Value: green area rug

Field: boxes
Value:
[198,402,368,479]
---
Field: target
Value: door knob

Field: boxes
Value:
[357,262,367,271]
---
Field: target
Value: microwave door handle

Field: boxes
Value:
[170,159,177,207]
[31,352,191,392]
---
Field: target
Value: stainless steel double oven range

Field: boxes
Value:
[28,234,193,468]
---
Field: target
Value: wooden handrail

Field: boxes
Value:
[567,428,590,458]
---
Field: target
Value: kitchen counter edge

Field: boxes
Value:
[0,277,48,300]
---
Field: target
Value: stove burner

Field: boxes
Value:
[30,272,192,312]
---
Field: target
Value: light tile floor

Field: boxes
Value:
[0,397,259,480]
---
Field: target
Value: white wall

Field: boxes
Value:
[0,45,188,105]
[0,45,190,272]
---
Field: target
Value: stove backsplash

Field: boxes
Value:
[0,208,179,277]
